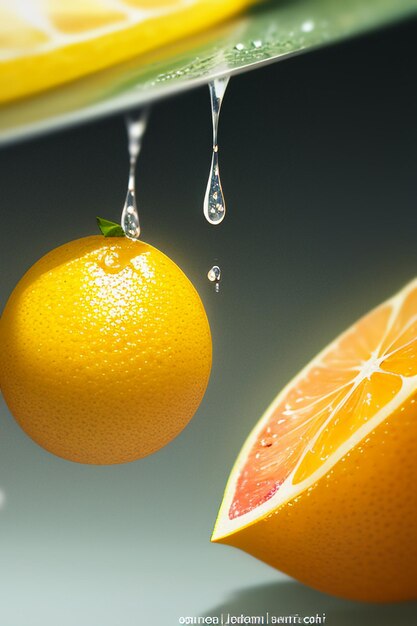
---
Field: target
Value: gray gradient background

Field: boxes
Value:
[1,18,417,626]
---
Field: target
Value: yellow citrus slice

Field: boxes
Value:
[0,0,255,104]
[0,235,212,464]
[212,279,417,602]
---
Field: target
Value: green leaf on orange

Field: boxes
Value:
[96,217,125,237]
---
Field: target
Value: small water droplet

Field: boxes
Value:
[121,108,149,240]
[207,265,221,292]
[251,39,262,48]
[234,42,245,51]
[301,19,315,33]
[203,77,230,225]
[261,438,273,448]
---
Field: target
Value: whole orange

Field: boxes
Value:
[0,236,212,464]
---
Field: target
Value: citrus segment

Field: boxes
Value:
[45,0,125,33]
[0,6,48,50]
[225,283,417,517]
[213,279,417,601]
[0,0,255,103]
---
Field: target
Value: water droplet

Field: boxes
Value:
[204,151,226,224]
[301,20,315,33]
[207,265,221,292]
[121,108,149,240]
[251,39,262,48]
[122,189,140,239]
[203,77,230,225]
[234,42,245,51]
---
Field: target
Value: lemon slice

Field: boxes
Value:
[0,0,255,104]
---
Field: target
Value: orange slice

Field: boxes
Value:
[0,0,255,104]
[212,279,417,602]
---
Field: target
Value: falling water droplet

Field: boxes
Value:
[121,108,149,240]
[207,265,221,293]
[203,76,230,225]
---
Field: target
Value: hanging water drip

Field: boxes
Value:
[203,76,230,225]
[121,108,149,240]
[208,265,222,293]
